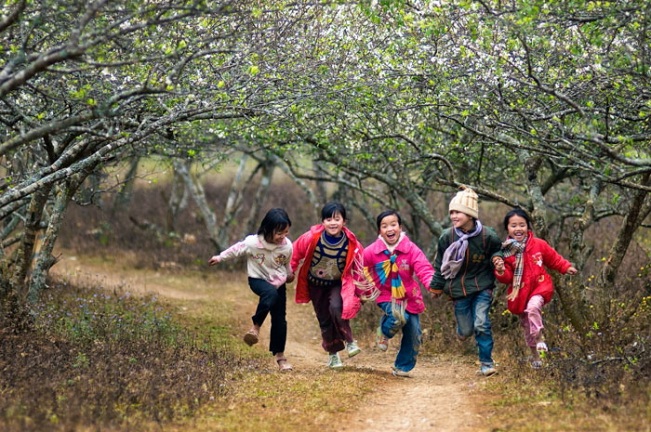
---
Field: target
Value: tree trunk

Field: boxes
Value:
[9,185,53,300]
[600,172,651,287]
[313,160,329,204]
[165,167,188,233]
[28,174,85,301]
[245,159,276,235]
[218,155,249,247]
[173,158,222,251]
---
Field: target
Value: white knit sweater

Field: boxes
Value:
[217,234,293,288]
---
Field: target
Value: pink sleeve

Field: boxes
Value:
[412,248,435,288]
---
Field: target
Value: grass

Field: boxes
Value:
[483,370,650,432]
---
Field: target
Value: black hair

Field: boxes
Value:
[258,208,292,242]
[376,209,402,231]
[503,208,533,231]
[321,201,347,221]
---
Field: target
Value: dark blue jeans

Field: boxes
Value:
[378,302,421,372]
[248,277,287,355]
[454,289,494,365]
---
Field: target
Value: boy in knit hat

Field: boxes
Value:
[429,187,503,376]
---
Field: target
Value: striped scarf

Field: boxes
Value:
[501,237,527,301]
[374,236,407,324]
[375,250,406,300]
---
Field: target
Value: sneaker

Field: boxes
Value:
[479,363,497,376]
[530,359,543,369]
[346,340,361,358]
[376,327,389,352]
[392,368,410,378]
[327,353,344,369]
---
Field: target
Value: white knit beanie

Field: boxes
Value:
[449,187,479,219]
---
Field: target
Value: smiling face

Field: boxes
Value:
[449,210,474,232]
[322,212,345,237]
[506,214,528,242]
[271,226,290,245]
[379,214,402,246]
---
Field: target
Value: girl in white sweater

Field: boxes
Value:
[209,208,294,371]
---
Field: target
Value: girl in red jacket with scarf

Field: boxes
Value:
[291,202,375,369]
[492,208,577,369]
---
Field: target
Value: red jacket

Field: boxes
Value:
[495,231,572,315]
[290,224,364,320]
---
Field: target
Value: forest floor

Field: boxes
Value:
[51,251,500,432]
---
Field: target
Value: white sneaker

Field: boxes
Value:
[392,368,410,377]
[479,363,497,376]
[327,353,344,369]
[346,340,361,358]
[376,327,389,352]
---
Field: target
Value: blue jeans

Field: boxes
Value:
[378,302,421,372]
[248,277,287,355]
[454,289,494,365]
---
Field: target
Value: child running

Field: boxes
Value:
[291,202,372,369]
[429,187,503,376]
[363,210,434,377]
[492,208,578,369]
[208,208,294,372]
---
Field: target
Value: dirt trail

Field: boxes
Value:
[51,254,495,432]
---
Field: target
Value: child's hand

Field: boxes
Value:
[492,257,505,274]
[430,290,443,299]
[566,266,578,275]
[208,255,221,266]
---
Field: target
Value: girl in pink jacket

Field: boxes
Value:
[493,208,577,369]
[291,202,372,369]
[363,210,434,377]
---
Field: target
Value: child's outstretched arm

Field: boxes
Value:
[540,241,578,276]
[208,240,247,266]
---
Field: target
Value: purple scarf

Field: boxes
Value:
[440,221,483,280]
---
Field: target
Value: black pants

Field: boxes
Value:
[248,277,287,355]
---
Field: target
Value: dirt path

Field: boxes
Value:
[285,313,492,432]
[51,254,495,432]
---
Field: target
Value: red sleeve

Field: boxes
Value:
[290,232,310,272]
[540,241,572,274]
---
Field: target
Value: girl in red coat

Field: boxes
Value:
[492,208,577,369]
[291,202,372,369]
